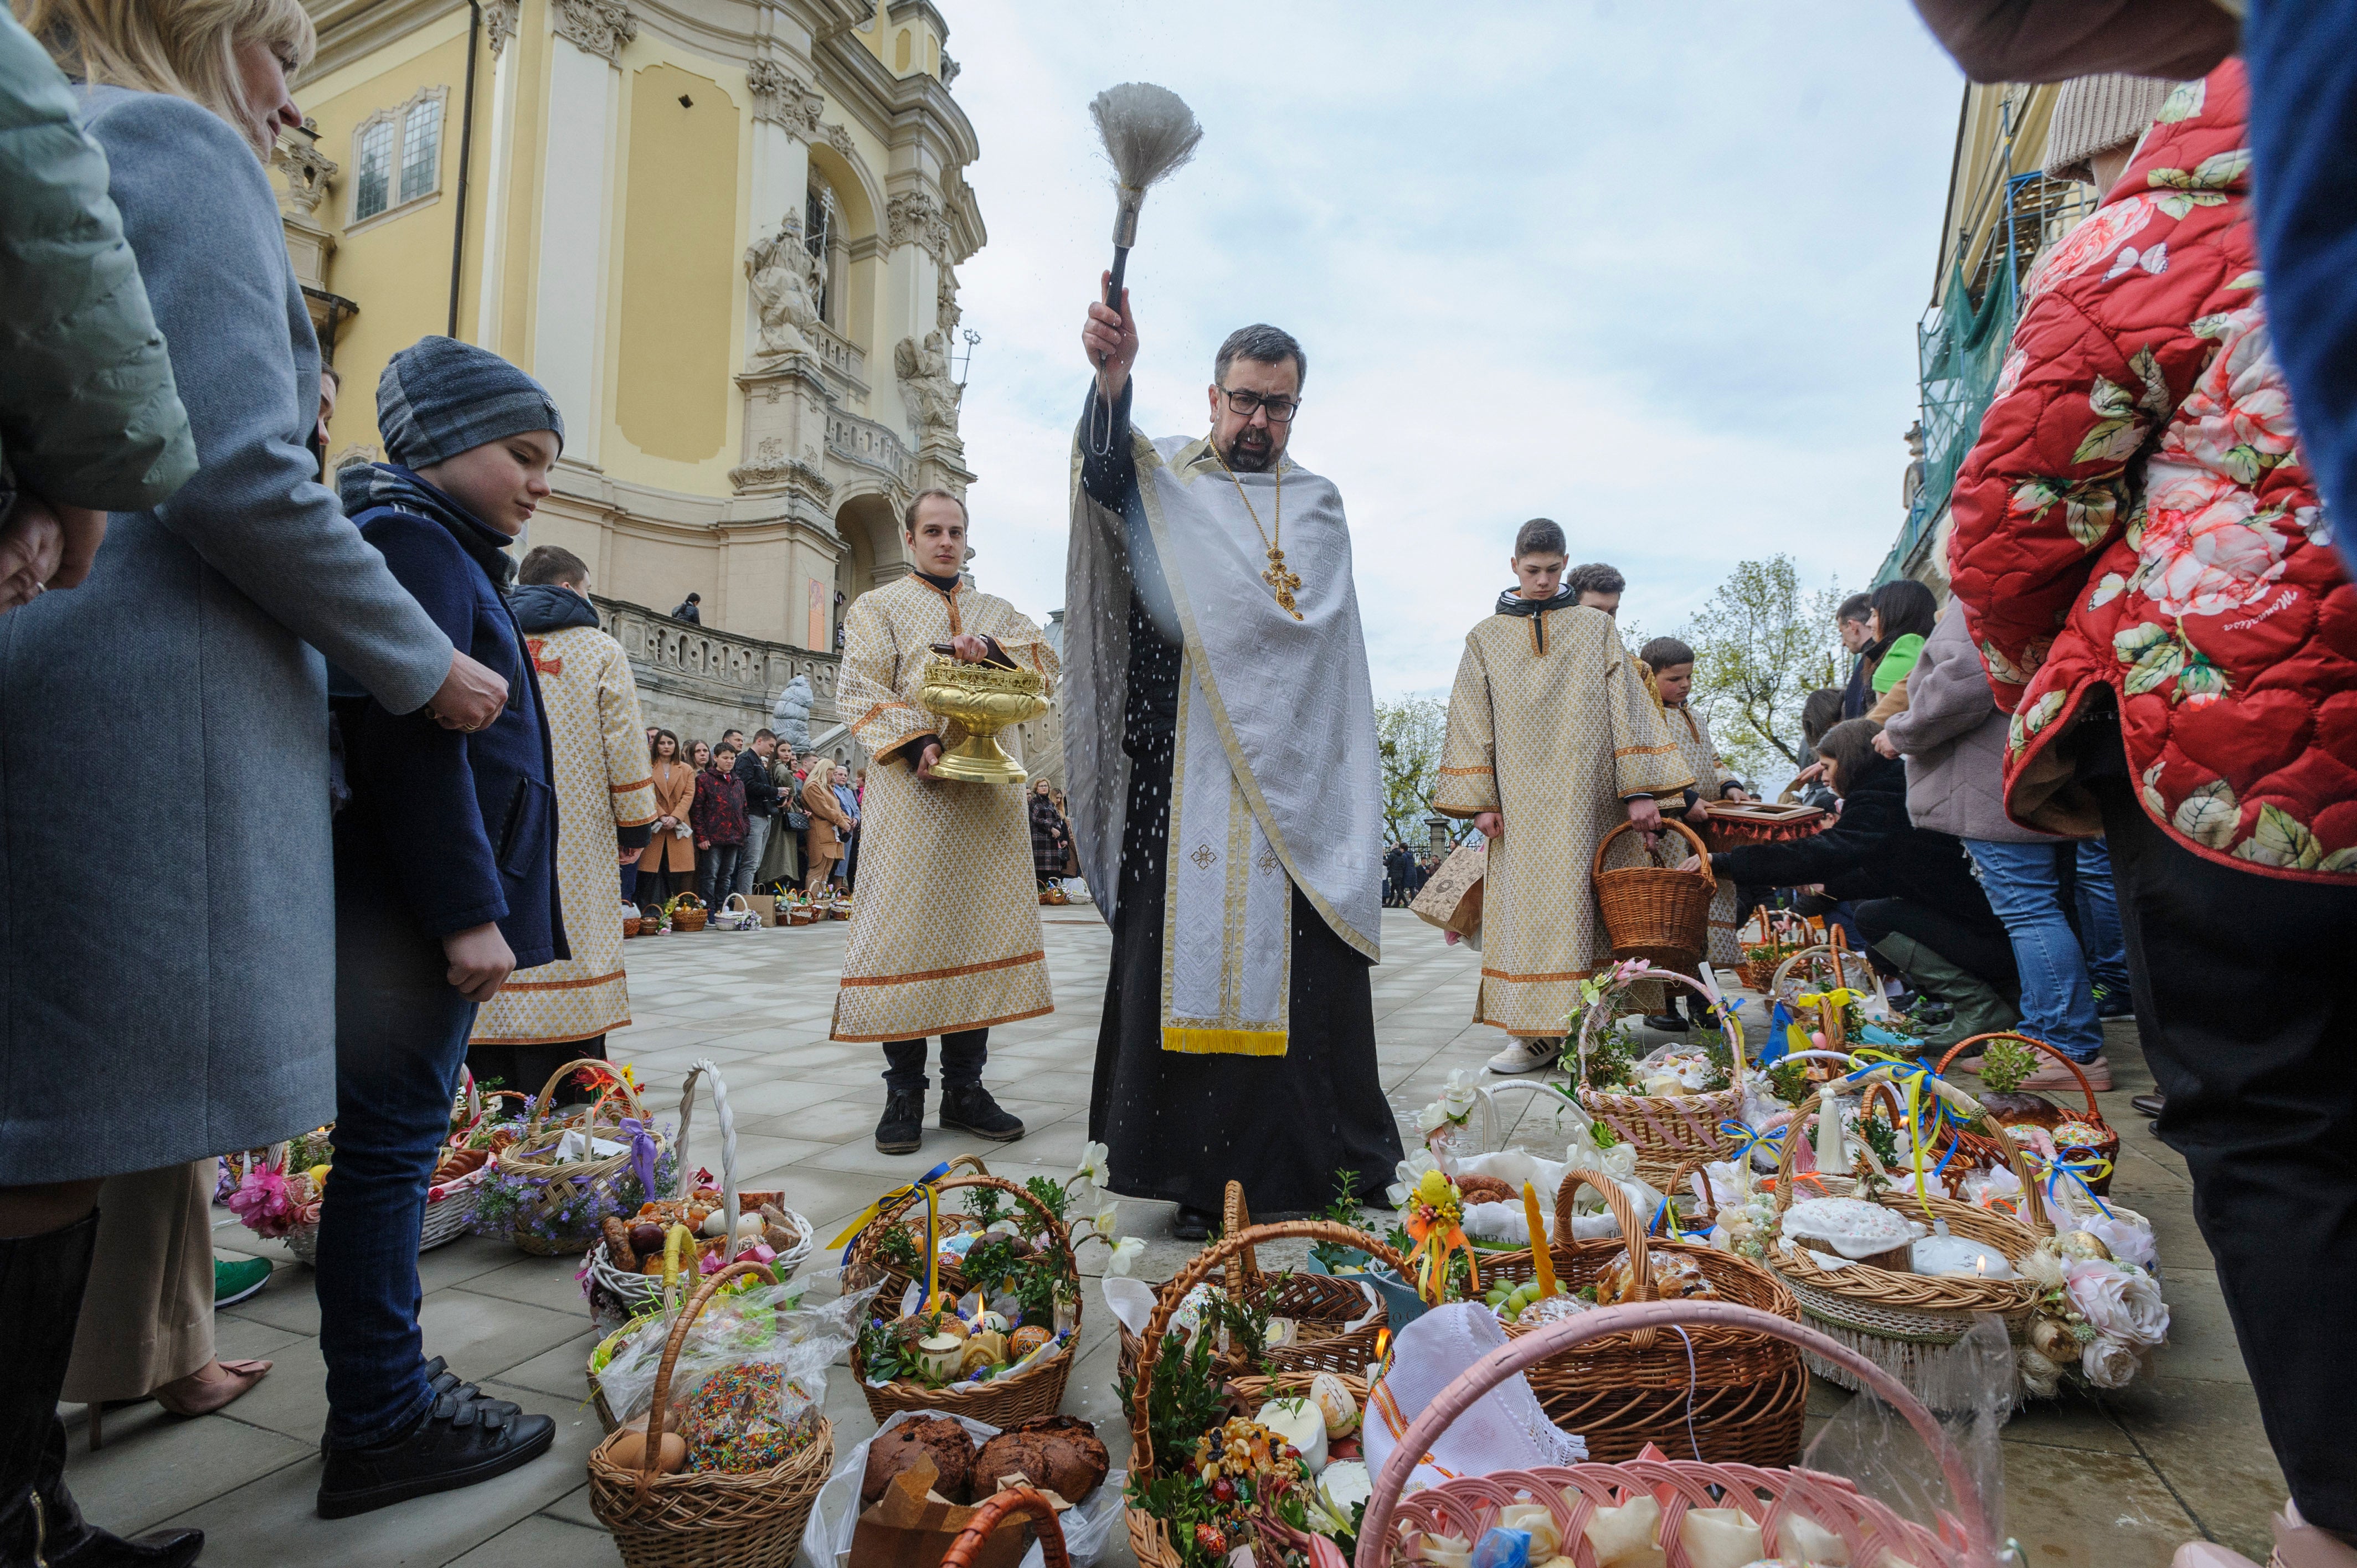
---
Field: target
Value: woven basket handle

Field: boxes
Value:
[448,1067,483,1144]
[672,1061,739,1231]
[864,1173,1078,1321]
[1474,1079,1591,1153]
[640,1260,780,1495]
[1937,1032,2103,1122]
[1661,1155,1718,1234]
[1589,816,1713,888]
[1771,1069,2054,1235]
[1550,1169,1656,1349]
[1350,1298,2001,1568]
[1221,1181,1261,1297]
[942,1486,1069,1568]
[672,892,705,910]
[1131,1220,1412,1477]
[524,1058,647,1134]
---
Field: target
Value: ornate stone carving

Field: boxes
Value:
[554,0,634,64]
[940,53,961,86]
[485,0,520,55]
[936,263,960,333]
[272,123,338,215]
[745,214,826,365]
[728,435,833,498]
[747,58,824,135]
[822,121,856,157]
[895,331,962,437]
[887,189,951,261]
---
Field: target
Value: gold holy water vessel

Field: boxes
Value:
[915,655,1048,783]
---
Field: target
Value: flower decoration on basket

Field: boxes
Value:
[1398,1169,1477,1307]
[225,1127,331,1240]
[1413,1069,1483,1159]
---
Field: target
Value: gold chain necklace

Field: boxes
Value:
[1207,436,1303,620]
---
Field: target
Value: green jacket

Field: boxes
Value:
[0,9,194,510]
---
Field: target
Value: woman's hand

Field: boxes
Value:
[443,921,514,1002]
[1790,759,1827,787]
[1872,729,1901,759]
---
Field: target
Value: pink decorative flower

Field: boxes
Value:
[226,1164,298,1239]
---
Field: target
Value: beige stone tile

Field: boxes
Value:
[62,1409,318,1536]
[445,1513,616,1566]
[2101,1375,2284,1561]
[2001,1445,2199,1567]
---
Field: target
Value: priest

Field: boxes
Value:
[1067,280,1403,1237]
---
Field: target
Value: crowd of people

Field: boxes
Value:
[7,0,2357,1562]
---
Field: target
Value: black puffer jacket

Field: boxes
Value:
[1713,753,1991,917]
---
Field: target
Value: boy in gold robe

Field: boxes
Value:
[832,491,1059,1153]
[1434,520,1692,1073]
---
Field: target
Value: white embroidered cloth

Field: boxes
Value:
[1363,1303,1586,1493]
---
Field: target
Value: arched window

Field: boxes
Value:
[350,85,449,226]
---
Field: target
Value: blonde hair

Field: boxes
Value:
[19,0,317,159]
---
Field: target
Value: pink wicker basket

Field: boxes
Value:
[1355,1299,2001,1568]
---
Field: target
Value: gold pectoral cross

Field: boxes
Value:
[1262,547,1304,621]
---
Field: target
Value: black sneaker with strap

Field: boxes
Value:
[939,1083,1024,1142]
[315,1359,554,1519]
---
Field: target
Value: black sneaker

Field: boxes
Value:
[316,1373,554,1519]
[939,1084,1025,1142]
[1641,1013,1688,1033]
[876,1089,925,1154]
[1171,1205,1215,1241]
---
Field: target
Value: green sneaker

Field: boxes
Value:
[215,1256,272,1306]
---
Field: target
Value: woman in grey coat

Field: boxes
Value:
[1,3,507,1562]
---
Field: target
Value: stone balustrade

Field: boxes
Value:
[825,405,915,486]
[594,594,847,752]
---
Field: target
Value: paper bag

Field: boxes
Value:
[1408,840,1485,937]
[848,1459,1037,1568]
[747,893,779,926]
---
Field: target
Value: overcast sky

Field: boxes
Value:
[943,2,1967,700]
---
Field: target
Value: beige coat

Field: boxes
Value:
[647,759,698,873]
[804,771,851,864]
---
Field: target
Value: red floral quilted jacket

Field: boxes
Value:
[1947,61,2357,882]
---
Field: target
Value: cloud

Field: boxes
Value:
[944,1,1964,698]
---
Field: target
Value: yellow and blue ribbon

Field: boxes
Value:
[1837,1053,1970,1216]
[2031,1146,2116,1219]
[830,1160,953,1303]
[1720,1117,1790,1168]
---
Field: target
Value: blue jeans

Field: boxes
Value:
[2070,839,2133,998]
[316,828,480,1449]
[1963,838,2103,1063]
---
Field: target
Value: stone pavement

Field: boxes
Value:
[61,910,2282,1565]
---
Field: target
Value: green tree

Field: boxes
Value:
[1375,695,1450,845]
[1686,555,1844,778]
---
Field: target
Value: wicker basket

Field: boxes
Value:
[1471,1169,1805,1466]
[1767,933,1879,1008]
[272,1075,496,1265]
[1124,1219,1418,1568]
[1571,963,1746,1182]
[845,1171,1083,1425]
[668,893,708,933]
[493,1059,668,1256]
[587,1262,833,1568]
[1355,1299,2003,1568]
[1935,1033,2120,1196]
[624,904,644,938]
[1763,1066,2052,1409]
[1592,818,1713,969]
[1732,908,1821,994]
[1115,1183,1408,1391]
[583,1060,816,1334]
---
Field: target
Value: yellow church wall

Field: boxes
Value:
[298,12,474,458]
[496,2,550,371]
[604,53,743,493]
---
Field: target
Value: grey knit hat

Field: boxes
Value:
[2043,74,2178,186]
[377,336,565,468]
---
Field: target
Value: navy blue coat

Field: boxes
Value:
[334,465,567,968]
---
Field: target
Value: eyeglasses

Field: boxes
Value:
[1219,387,1300,423]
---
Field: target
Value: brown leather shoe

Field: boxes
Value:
[2131,1092,2165,1118]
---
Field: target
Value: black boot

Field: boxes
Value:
[939,1083,1025,1142]
[1,1212,204,1568]
[315,1366,554,1519]
[875,1088,925,1154]
[1171,1205,1216,1242]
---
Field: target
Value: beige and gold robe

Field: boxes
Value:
[471,621,656,1047]
[1664,700,1744,969]
[1433,601,1691,1037]
[830,575,1059,1043]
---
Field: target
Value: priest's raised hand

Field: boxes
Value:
[1081,272,1139,401]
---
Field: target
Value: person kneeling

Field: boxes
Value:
[316,338,565,1517]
